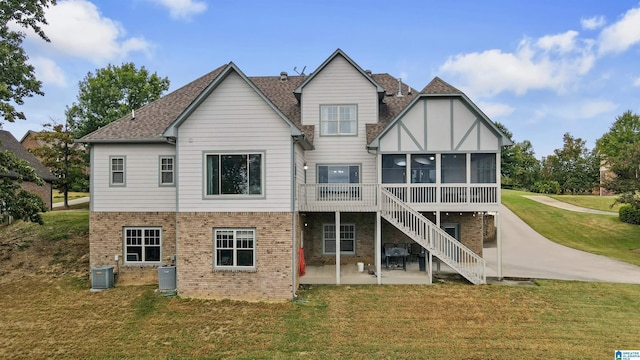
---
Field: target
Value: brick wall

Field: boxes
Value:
[89,212,176,285]
[302,212,376,266]
[176,212,294,302]
[440,212,483,255]
[22,181,52,210]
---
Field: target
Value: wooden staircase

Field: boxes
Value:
[380,188,486,284]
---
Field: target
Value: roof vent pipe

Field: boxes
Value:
[280,71,288,81]
[131,109,135,120]
[397,78,403,97]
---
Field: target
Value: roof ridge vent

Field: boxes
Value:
[280,71,288,81]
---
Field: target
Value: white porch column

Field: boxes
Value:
[435,210,441,273]
[376,211,382,285]
[496,210,503,280]
[335,211,341,285]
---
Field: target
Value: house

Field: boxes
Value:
[79,49,511,301]
[0,130,56,210]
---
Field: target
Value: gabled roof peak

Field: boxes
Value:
[420,76,463,95]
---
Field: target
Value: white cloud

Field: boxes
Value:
[29,56,66,86]
[148,0,207,20]
[28,0,152,64]
[439,31,595,97]
[581,16,606,30]
[598,7,640,55]
[633,77,640,87]
[476,101,515,119]
[575,99,617,119]
[536,31,579,53]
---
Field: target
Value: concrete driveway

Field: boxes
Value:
[483,205,640,284]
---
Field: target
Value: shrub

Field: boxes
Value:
[531,180,561,194]
[619,205,640,225]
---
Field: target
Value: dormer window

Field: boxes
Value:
[320,105,357,135]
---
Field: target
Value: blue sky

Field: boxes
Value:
[4,0,640,157]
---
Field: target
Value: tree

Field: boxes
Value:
[0,150,47,224]
[0,0,56,123]
[542,133,599,194]
[596,110,640,207]
[30,120,88,208]
[509,140,541,189]
[494,122,541,190]
[0,0,55,224]
[68,63,170,138]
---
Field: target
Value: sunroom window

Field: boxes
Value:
[471,153,496,183]
[441,154,466,183]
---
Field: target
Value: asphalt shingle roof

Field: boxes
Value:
[0,130,56,182]
[79,64,458,146]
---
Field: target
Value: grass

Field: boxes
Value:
[548,194,621,212]
[0,278,638,359]
[53,190,89,203]
[1,191,639,358]
[503,190,640,266]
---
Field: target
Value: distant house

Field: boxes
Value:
[79,49,512,301]
[0,130,56,210]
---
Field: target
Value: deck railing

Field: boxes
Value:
[379,188,486,285]
[298,183,498,211]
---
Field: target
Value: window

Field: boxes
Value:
[318,165,360,184]
[323,224,355,255]
[320,105,357,135]
[411,154,436,183]
[441,154,466,183]
[214,228,256,269]
[205,153,263,196]
[110,156,125,186]
[159,156,175,186]
[382,155,406,184]
[471,153,496,183]
[124,227,161,263]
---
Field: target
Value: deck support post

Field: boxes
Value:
[497,210,502,280]
[376,211,382,285]
[335,211,341,285]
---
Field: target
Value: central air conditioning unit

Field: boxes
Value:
[91,266,115,290]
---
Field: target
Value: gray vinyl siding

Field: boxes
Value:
[176,72,292,212]
[300,55,378,184]
[92,143,176,212]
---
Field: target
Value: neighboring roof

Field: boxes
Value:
[0,130,56,182]
[78,49,507,147]
[20,130,46,145]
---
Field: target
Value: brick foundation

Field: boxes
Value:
[176,212,295,302]
[89,212,176,285]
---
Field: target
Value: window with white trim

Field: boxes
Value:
[214,228,256,269]
[205,153,263,196]
[323,224,355,255]
[110,156,125,186]
[124,227,161,263]
[320,105,357,135]
[159,156,175,186]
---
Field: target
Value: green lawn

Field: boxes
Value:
[503,190,640,266]
[548,194,621,212]
[0,278,638,359]
[52,191,90,203]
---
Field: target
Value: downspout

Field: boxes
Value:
[168,136,179,292]
[290,136,298,299]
